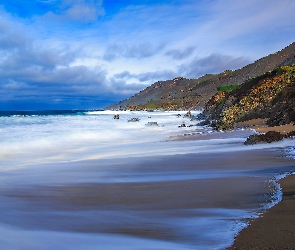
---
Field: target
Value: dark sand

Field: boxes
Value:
[229,174,295,249]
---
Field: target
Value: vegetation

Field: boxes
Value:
[217,84,240,93]
[215,65,295,130]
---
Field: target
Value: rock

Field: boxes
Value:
[113,114,120,119]
[197,119,211,126]
[244,131,285,145]
[285,130,295,138]
[128,118,140,122]
[146,122,159,127]
[178,123,186,128]
[184,111,192,117]
[196,113,207,120]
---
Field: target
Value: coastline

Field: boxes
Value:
[228,119,295,249]
[228,174,295,249]
[170,118,295,249]
[0,112,295,249]
[1,143,294,249]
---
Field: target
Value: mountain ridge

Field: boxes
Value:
[107,42,295,111]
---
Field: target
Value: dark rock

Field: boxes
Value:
[184,111,192,117]
[285,130,295,138]
[196,113,207,120]
[190,115,198,121]
[197,119,211,126]
[244,131,285,145]
[128,118,140,122]
[178,123,186,128]
[146,122,159,127]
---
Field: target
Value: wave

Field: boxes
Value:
[0,109,103,117]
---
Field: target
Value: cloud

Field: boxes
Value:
[42,0,105,23]
[114,69,177,83]
[0,10,31,50]
[164,46,196,60]
[108,78,145,96]
[0,10,111,109]
[1,0,295,110]
[103,42,166,61]
[179,54,250,78]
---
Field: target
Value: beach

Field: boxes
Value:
[227,121,295,249]
[0,111,294,249]
[229,174,295,249]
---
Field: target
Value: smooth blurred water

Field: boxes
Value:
[0,110,294,249]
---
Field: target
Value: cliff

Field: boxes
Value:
[202,65,295,130]
[107,42,295,110]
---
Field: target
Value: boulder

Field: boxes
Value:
[244,131,285,145]
[285,130,295,138]
[178,123,186,128]
[146,122,159,127]
[128,117,140,122]
[184,111,192,117]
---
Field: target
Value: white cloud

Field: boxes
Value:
[179,53,250,78]
[41,0,105,23]
[0,0,295,109]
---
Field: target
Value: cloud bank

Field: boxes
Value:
[0,0,294,109]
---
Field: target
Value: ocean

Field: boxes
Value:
[0,110,294,249]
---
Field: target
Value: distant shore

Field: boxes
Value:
[228,174,295,249]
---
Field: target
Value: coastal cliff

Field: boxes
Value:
[203,65,295,130]
[107,42,295,111]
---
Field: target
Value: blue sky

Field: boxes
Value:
[0,0,294,110]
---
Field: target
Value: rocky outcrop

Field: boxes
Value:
[203,66,295,130]
[244,131,285,145]
[244,130,295,145]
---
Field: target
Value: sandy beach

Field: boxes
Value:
[227,119,295,249]
[228,174,295,249]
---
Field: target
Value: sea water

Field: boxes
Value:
[0,110,294,249]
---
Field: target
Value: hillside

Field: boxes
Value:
[202,65,295,130]
[107,42,295,110]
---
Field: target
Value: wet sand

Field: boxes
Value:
[227,119,295,249]
[228,174,295,249]
[0,148,294,249]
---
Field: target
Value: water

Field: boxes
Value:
[0,110,294,249]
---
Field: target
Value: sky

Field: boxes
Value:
[0,0,294,110]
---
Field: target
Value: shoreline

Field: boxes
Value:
[228,173,295,249]
[171,118,295,249]
[0,113,295,249]
[0,147,294,249]
[228,118,295,249]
